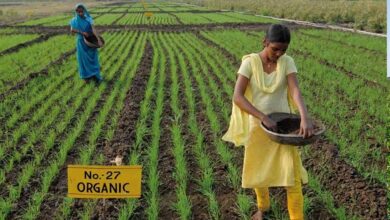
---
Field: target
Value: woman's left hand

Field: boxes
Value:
[97,39,103,47]
[299,118,314,138]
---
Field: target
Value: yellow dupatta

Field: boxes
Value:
[222,53,298,147]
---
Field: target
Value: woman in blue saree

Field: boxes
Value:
[70,4,102,84]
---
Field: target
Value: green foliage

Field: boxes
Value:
[18,14,70,26]
[0,34,39,51]
[0,34,73,93]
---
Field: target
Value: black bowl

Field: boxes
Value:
[84,34,105,48]
[260,112,325,146]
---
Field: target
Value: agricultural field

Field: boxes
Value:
[14,2,278,26]
[0,1,388,220]
[173,0,386,33]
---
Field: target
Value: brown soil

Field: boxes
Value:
[181,47,241,220]
[303,187,337,220]
[155,47,180,220]
[304,138,387,219]
[92,40,153,220]
[172,50,213,219]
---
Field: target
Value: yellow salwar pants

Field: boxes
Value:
[254,148,304,220]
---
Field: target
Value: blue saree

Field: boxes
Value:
[70,4,102,81]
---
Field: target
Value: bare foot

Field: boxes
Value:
[251,210,263,220]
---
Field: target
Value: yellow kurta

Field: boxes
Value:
[222,53,308,188]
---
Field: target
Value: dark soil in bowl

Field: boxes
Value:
[267,118,323,135]
[276,118,301,134]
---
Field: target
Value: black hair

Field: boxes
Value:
[76,5,84,11]
[265,24,291,44]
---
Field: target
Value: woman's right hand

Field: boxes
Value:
[82,32,89,37]
[262,116,277,132]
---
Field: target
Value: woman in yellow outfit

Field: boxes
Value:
[222,24,314,220]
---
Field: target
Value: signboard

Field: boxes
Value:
[67,165,142,198]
